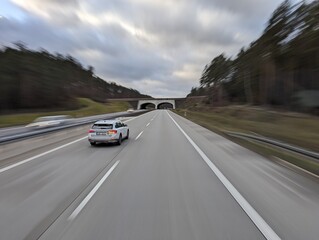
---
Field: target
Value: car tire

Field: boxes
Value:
[126,130,129,139]
[90,142,96,146]
[117,134,122,145]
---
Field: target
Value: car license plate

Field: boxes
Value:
[96,132,106,135]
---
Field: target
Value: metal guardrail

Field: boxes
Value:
[0,110,148,144]
[225,131,319,161]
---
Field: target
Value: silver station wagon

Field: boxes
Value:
[88,119,129,146]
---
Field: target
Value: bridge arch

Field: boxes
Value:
[140,102,156,109]
[137,99,176,110]
[157,102,174,109]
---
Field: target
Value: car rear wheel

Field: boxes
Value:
[126,130,129,139]
[117,134,122,145]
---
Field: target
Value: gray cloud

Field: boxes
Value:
[0,16,77,52]
[0,0,283,97]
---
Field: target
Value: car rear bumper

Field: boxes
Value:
[88,136,118,143]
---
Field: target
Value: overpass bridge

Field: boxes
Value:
[107,98,184,109]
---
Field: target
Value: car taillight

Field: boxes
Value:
[107,130,117,134]
[88,129,95,133]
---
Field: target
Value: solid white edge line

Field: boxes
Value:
[135,131,144,140]
[166,111,281,240]
[68,160,120,221]
[0,136,87,173]
[0,112,154,173]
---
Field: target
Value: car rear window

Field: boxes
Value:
[92,124,113,129]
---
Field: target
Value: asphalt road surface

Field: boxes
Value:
[0,110,319,240]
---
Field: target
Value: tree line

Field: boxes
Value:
[190,0,319,112]
[0,44,150,112]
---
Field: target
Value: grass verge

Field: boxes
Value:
[174,107,319,152]
[0,98,131,128]
[174,107,319,176]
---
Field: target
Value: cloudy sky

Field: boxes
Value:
[0,0,284,97]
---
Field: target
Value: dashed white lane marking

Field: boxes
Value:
[146,123,150,127]
[68,160,120,221]
[0,137,87,173]
[150,113,158,122]
[167,111,281,240]
[135,131,144,140]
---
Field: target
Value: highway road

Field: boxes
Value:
[0,110,319,240]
